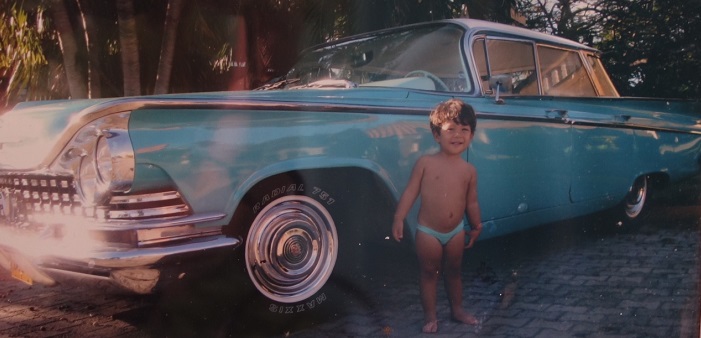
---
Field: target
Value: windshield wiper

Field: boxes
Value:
[255,77,301,90]
[289,79,358,89]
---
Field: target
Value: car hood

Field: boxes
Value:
[0,98,115,170]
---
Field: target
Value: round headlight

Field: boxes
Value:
[95,135,113,186]
[77,154,99,206]
[77,135,113,207]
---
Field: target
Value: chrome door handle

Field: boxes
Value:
[545,109,568,120]
[613,114,631,123]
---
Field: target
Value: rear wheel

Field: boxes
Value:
[624,175,648,219]
[609,175,652,229]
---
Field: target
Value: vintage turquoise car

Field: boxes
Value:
[1,19,700,321]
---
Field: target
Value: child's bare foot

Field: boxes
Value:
[422,320,438,333]
[451,311,478,325]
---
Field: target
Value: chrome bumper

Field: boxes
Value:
[0,222,240,294]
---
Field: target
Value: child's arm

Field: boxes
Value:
[464,165,482,249]
[392,157,425,242]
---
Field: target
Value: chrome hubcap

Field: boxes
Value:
[625,176,647,219]
[245,195,338,303]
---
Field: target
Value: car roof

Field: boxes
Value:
[306,18,600,55]
[450,18,599,53]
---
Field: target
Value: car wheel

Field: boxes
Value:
[230,174,366,330]
[245,194,337,306]
[624,175,648,219]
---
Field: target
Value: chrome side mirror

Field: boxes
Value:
[489,74,513,104]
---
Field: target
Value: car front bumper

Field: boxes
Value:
[0,221,240,294]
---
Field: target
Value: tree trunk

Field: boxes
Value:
[50,0,88,99]
[116,0,141,96]
[228,15,249,90]
[153,0,186,94]
[77,0,101,98]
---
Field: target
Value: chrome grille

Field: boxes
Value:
[0,174,80,225]
[0,173,191,225]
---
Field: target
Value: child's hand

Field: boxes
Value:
[392,220,404,242]
[465,227,482,249]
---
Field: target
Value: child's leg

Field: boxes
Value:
[443,231,477,325]
[415,230,443,332]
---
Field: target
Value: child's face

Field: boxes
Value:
[433,120,473,155]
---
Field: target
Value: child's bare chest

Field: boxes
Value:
[421,165,469,196]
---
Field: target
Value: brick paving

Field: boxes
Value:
[0,203,699,337]
[0,277,147,337]
[292,204,700,338]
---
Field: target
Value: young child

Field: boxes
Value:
[392,98,483,333]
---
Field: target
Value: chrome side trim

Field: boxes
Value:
[475,111,701,135]
[94,211,227,231]
[87,236,240,268]
[136,225,223,245]
[108,204,190,220]
[110,190,182,204]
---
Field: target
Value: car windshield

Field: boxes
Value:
[281,24,471,92]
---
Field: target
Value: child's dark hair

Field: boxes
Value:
[429,99,477,134]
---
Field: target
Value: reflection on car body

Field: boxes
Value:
[0,18,700,323]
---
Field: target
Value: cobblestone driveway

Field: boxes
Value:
[1,202,699,337]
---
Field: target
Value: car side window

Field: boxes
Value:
[472,38,490,93]
[472,38,537,95]
[537,46,596,97]
[585,54,619,97]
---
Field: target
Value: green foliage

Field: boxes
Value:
[0,3,48,106]
[516,0,605,44]
[0,5,45,68]
[597,0,701,99]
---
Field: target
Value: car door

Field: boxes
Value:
[468,102,573,223]
[535,45,635,203]
[469,37,573,233]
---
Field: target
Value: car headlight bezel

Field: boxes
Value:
[54,112,134,207]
